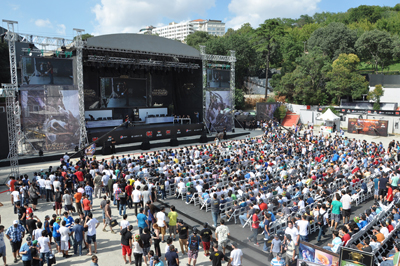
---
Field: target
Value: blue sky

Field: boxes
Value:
[0,0,398,39]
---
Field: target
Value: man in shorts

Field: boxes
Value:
[62,191,74,216]
[0,225,7,266]
[187,228,200,266]
[168,206,178,240]
[103,200,115,234]
[84,213,100,255]
[54,188,63,216]
[99,196,107,226]
[215,219,230,254]
[5,220,25,263]
[200,222,212,256]
[120,225,133,264]
[156,207,167,242]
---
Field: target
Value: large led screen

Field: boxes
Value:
[99,77,147,108]
[205,90,233,132]
[206,69,230,88]
[256,102,281,120]
[20,85,80,151]
[21,57,73,85]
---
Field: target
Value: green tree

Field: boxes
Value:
[274,104,287,121]
[296,14,315,27]
[307,22,357,60]
[235,87,245,109]
[367,84,384,110]
[185,31,215,50]
[355,29,393,71]
[326,53,369,104]
[274,49,331,105]
[348,5,384,24]
[73,33,93,41]
[376,12,400,36]
[253,19,285,98]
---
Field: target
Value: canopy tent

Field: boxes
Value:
[318,108,340,121]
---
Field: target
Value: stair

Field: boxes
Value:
[282,111,300,127]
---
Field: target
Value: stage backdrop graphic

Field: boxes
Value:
[256,102,281,120]
[206,69,230,88]
[21,57,73,86]
[347,118,388,137]
[205,90,233,132]
[20,85,80,151]
[99,77,147,109]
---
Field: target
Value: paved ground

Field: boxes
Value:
[0,127,393,266]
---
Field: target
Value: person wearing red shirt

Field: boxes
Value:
[388,222,394,233]
[259,200,268,211]
[82,194,91,217]
[247,209,260,246]
[75,169,84,184]
[7,176,16,192]
[340,227,351,246]
[386,183,394,203]
[125,183,133,208]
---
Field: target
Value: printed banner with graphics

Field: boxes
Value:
[20,85,80,152]
[85,143,96,156]
[205,90,233,132]
[347,118,388,137]
[256,102,281,120]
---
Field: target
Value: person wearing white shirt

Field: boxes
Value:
[120,215,130,230]
[156,207,167,242]
[296,215,309,242]
[132,187,142,216]
[230,242,243,266]
[340,190,352,224]
[59,220,71,257]
[84,213,99,256]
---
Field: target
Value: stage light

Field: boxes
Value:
[29,43,34,49]
[61,46,66,51]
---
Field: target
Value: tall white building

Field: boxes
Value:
[146,19,225,42]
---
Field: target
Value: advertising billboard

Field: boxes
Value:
[347,118,388,136]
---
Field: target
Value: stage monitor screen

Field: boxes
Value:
[20,85,80,152]
[256,102,281,120]
[206,69,230,88]
[21,57,73,86]
[205,90,233,132]
[99,77,147,108]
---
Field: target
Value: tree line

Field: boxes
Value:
[186,4,400,107]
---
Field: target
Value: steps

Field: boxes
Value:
[282,111,300,127]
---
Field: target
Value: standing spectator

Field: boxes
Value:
[156,207,167,242]
[120,225,133,264]
[54,188,63,216]
[210,194,220,228]
[330,194,342,230]
[103,200,115,234]
[125,181,133,209]
[85,182,94,205]
[100,196,107,226]
[317,205,329,242]
[63,191,74,216]
[137,208,148,235]
[141,228,152,266]
[378,173,389,202]
[215,219,230,254]
[284,234,296,266]
[26,214,40,239]
[85,213,100,255]
[200,222,212,257]
[229,242,243,266]
[271,234,283,258]
[133,234,144,266]
[168,206,178,240]
[45,177,53,202]
[120,214,130,231]
[59,220,71,258]
[247,209,260,246]
[37,230,52,266]
[285,221,299,246]
[340,190,352,224]
[263,213,272,252]
[209,243,225,266]
[270,253,285,266]
[10,188,20,214]
[93,173,103,199]
[119,189,127,216]
[19,236,32,265]
[71,218,84,256]
[187,228,200,266]
[30,240,41,266]
[52,217,61,255]
[28,184,40,211]
[132,186,142,216]
[177,219,188,255]
[296,215,309,242]
[165,244,179,266]
[82,194,92,217]
[0,225,6,266]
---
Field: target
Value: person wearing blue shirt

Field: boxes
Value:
[323,231,342,252]
[373,177,380,200]
[137,208,148,235]
[244,173,251,179]
[71,218,84,256]
[52,218,61,254]
[153,255,164,266]
[306,195,314,205]
[63,212,74,229]
[19,237,32,263]
[270,253,285,266]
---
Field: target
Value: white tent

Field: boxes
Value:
[318,108,340,121]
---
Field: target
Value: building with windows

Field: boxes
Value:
[145,19,225,42]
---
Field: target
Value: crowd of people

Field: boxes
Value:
[1,119,400,266]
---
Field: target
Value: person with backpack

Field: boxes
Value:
[317,205,328,242]
[187,228,200,266]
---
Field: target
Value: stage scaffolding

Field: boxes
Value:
[1,20,88,179]
[200,45,236,133]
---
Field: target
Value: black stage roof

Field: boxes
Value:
[85,33,201,59]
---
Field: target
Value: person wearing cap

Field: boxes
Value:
[6,220,25,263]
[200,223,212,257]
[270,253,285,266]
[133,234,144,266]
[229,242,243,266]
[153,255,164,266]
[19,236,32,265]
[30,240,40,266]
[187,228,200,266]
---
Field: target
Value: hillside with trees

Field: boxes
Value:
[186,4,400,107]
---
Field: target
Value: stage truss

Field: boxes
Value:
[1,20,88,177]
[200,45,236,133]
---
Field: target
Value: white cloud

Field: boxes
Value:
[227,0,321,29]
[9,4,20,10]
[35,19,52,28]
[56,24,66,35]
[91,0,215,35]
